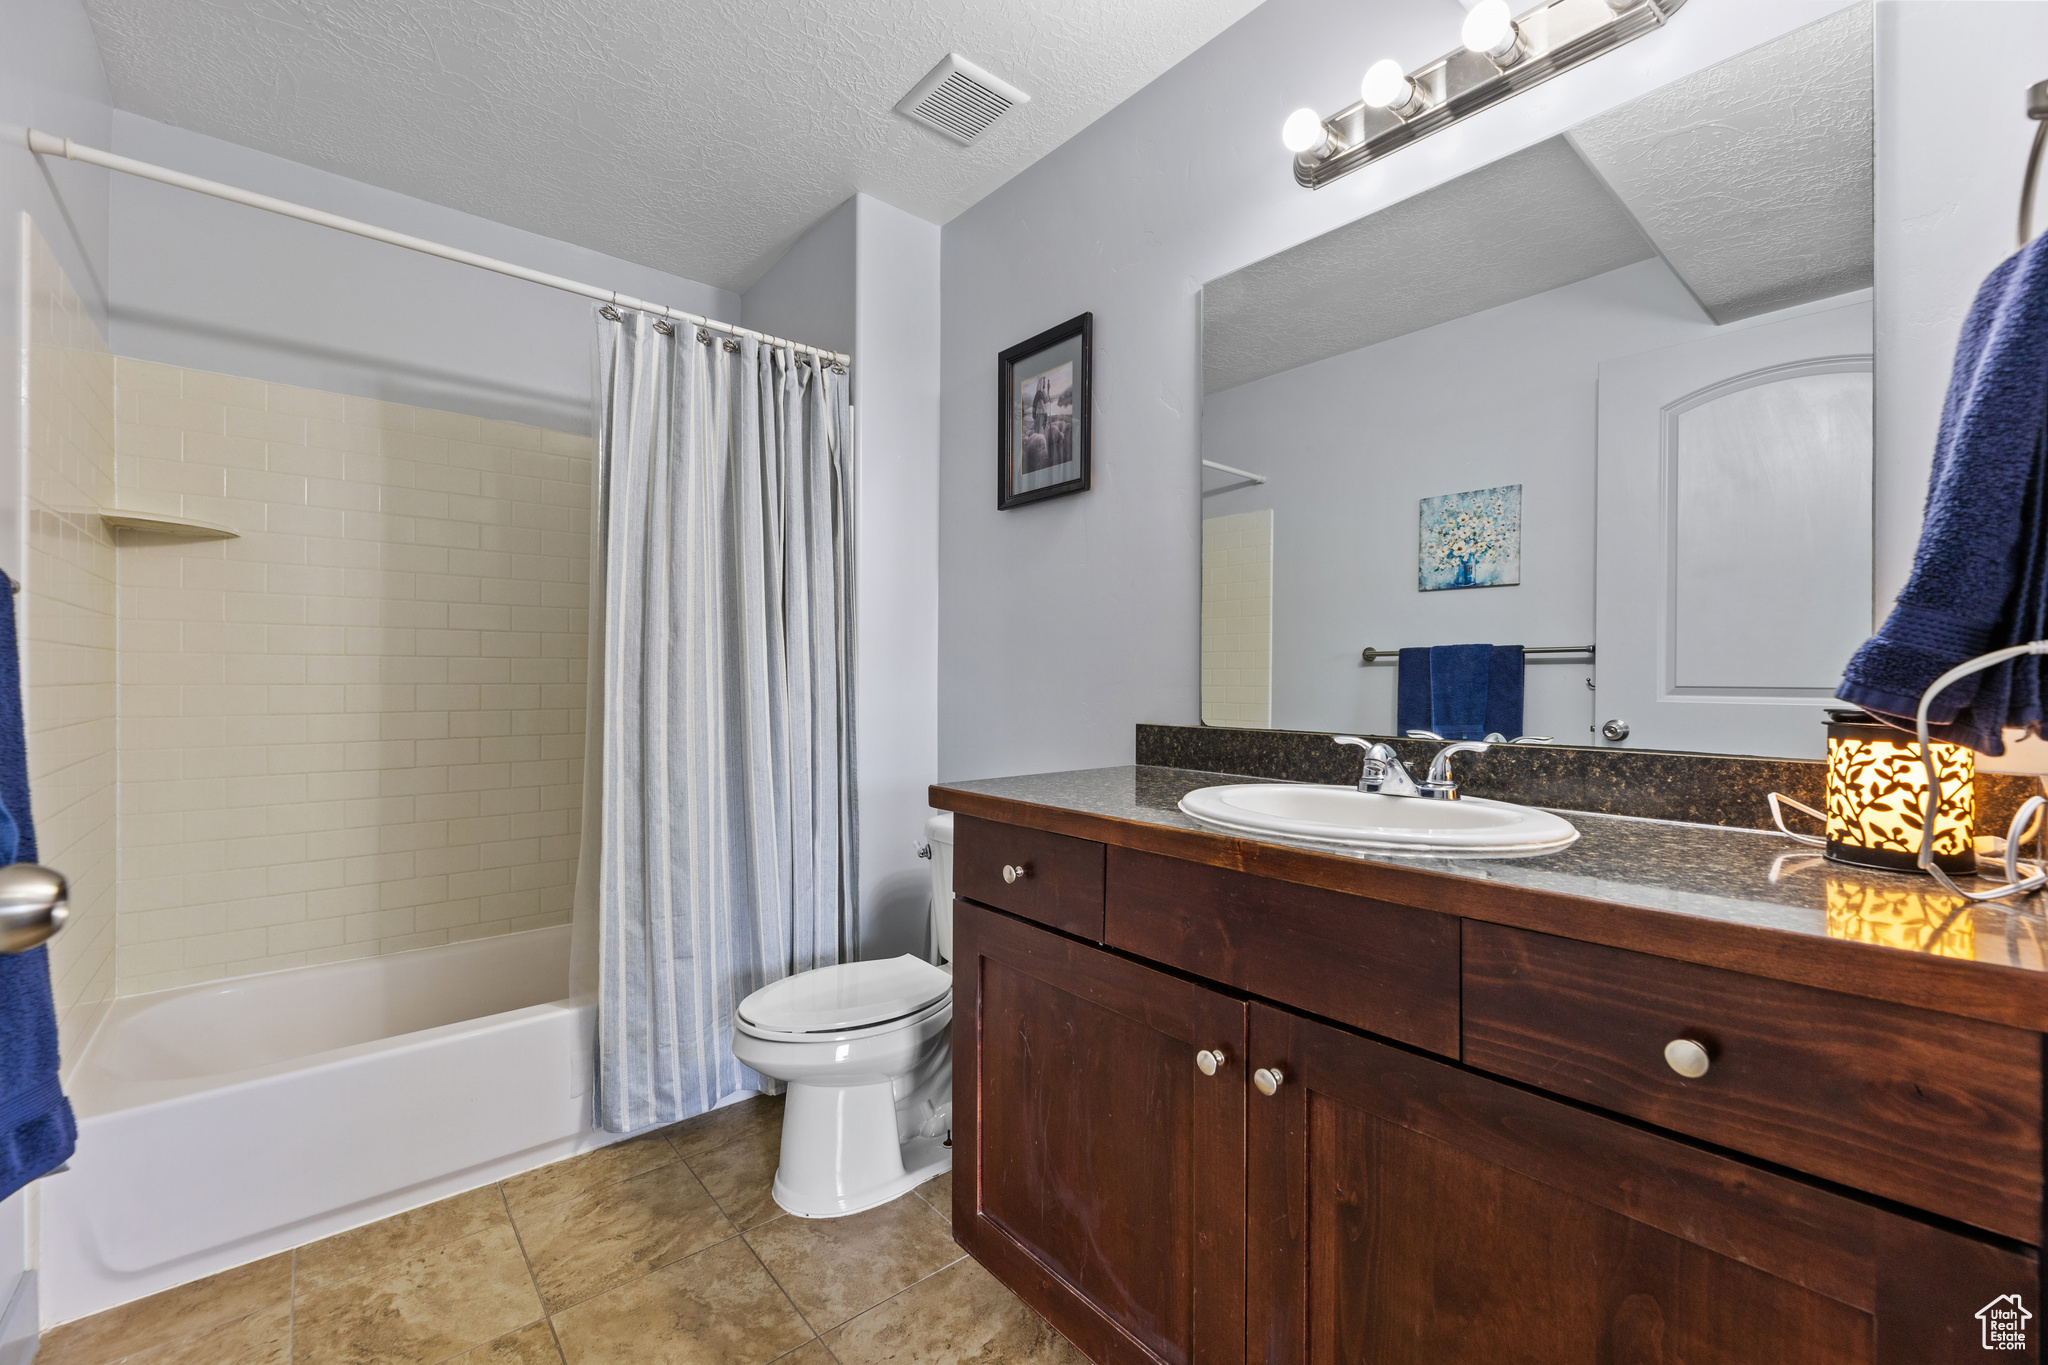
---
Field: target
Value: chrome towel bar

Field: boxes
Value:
[1359,644,1595,665]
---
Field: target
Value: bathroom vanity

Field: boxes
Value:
[930,765,2045,1364]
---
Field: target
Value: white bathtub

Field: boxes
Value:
[42,925,611,1326]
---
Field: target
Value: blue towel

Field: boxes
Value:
[1396,647,1432,736]
[1429,644,1492,741]
[1838,231,2048,754]
[1486,645,1525,740]
[0,573,75,1201]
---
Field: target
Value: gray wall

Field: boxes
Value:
[108,111,738,434]
[1,0,114,583]
[743,195,941,962]
[1203,259,1732,742]
[936,0,1861,781]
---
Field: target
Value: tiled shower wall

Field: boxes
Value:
[111,363,591,994]
[22,220,119,1048]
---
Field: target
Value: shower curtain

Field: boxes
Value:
[573,308,857,1133]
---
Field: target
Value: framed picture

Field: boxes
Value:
[1418,484,1521,591]
[998,312,1092,510]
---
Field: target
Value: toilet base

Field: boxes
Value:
[773,1133,951,1219]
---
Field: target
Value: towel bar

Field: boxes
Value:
[1360,644,1595,665]
[0,865,66,954]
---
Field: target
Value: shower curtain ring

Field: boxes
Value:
[599,305,621,322]
[697,329,712,344]
[722,338,740,353]
[652,319,673,335]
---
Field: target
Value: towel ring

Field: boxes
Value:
[2019,79,2048,248]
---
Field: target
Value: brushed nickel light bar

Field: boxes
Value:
[1281,0,1685,190]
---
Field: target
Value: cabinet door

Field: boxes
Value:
[954,900,1247,1365]
[1246,1003,2039,1365]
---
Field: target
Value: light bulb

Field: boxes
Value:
[1461,0,1520,61]
[1361,59,1418,113]
[1281,108,1330,155]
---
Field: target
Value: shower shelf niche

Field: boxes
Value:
[99,511,240,539]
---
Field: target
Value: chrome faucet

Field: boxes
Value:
[1333,735,1493,801]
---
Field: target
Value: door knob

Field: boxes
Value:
[0,863,67,954]
[1663,1038,1711,1079]
[1195,1048,1228,1076]
[1001,863,1029,884]
[1253,1066,1286,1096]
[1601,719,1630,742]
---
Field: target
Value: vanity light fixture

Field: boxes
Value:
[1281,107,1333,156]
[1283,0,1684,189]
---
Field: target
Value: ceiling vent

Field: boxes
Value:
[895,53,1030,146]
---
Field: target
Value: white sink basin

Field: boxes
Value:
[1178,784,1579,853]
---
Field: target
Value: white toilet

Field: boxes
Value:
[731,813,956,1218]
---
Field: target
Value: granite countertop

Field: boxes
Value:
[931,765,2048,986]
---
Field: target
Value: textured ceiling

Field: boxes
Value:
[1202,136,1656,394]
[1569,4,1872,324]
[79,0,1265,291]
[1203,5,1873,392]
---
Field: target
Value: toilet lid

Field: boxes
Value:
[737,956,953,1034]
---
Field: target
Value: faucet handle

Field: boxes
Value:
[1424,740,1493,791]
[1331,735,1373,752]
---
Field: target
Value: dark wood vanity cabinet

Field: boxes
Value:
[946,819,2044,1365]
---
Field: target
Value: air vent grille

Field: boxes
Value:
[895,53,1030,146]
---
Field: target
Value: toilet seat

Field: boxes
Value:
[736,956,952,1039]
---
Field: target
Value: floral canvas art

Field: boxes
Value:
[1418,484,1521,591]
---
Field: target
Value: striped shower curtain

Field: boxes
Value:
[573,307,857,1133]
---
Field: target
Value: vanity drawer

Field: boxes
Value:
[1105,848,1459,1056]
[1462,922,2042,1242]
[952,815,1106,940]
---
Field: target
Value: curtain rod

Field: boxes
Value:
[22,129,852,367]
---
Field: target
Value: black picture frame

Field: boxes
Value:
[997,312,1092,510]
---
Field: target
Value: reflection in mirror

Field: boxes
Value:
[1199,5,1872,760]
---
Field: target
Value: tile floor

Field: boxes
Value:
[40,1095,1088,1365]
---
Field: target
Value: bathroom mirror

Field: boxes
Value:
[1199,6,1873,760]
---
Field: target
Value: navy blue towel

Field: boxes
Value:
[1838,230,2048,753]
[1428,644,1492,741]
[0,573,76,1201]
[1396,648,1432,736]
[1486,645,1525,740]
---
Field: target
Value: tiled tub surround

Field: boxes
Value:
[111,359,590,994]
[38,1094,1082,1365]
[1136,722,2048,835]
[1198,510,1272,729]
[23,220,121,1050]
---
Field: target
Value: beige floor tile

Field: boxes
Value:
[291,1223,542,1364]
[39,1252,292,1365]
[768,1342,836,1365]
[664,1094,784,1167]
[118,1301,292,1365]
[682,1108,785,1231]
[501,1131,681,1221]
[744,1193,963,1331]
[296,1185,511,1291]
[550,1237,813,1365]
[513,1160,737,1313]
[445,1320,566,1363]
[823,1257,1087,1365]
[913,1171,953,1225]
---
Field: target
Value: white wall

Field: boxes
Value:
[743,194,941,961]
[108,112,738,435]
[0,0,113,584]
[937,0,1862,781]
[1204,258,1739,740]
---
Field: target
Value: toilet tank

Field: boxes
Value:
[925,812,955,965]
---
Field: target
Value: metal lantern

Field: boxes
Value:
[1823,711,1975,875]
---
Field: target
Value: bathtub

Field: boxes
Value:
[41,925,613,1326]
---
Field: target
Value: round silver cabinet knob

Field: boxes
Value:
[1253,1066,1286,1097]
[1001,863,1029,885]
[1195,1048,1227,1076]
[0,863,67,954]
[1602,719,1631,742]
[1663,1038,1711,1079]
